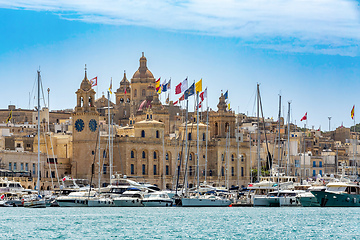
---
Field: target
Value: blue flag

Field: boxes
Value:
[184,83,195,100]
[224,90,228,100]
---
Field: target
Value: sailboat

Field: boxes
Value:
[181,86,231,207]
[24,70,46,208]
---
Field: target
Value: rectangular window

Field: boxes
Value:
[51,171,55,178]
[319,161,322,167]
[14,163,17,171]
[33,163,36,175]
[103,164,107,175]
[9,162,12,171]
[241,167,244,177]
[295,160,300,168]
[142,164,146,175]
[313,161,316,167]
[231,167,234,176]
[153,165,157,175]
[313,170,316,176]
[131,164,134,175]
[319,170,322,176]
[25,163,28,171]
[166,165,169,175]
[21,163,24,171]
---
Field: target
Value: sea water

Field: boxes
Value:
[1,207,360,239]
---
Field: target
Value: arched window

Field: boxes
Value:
[203,133,206,141]
[142,151,146,159]
[231,154,234,162]
[188,133,192,141]
[166,153,169,160]
[166,165,169,175]
[131,164,134,174]
[225,122,229,133]
[153,151,157,159]
[131,150,135,159]
[142,89,146,96]
[221,167,224,176]
[241,167,244,177]
[231,167,234,176]
[156,130,159,138]
[120,98,124,103]
[142,164,146,175]
[209,169,212,176]
[134,89,137,97]
[221,154,224,162]
[215,122,218,135]
[141,130,145,138]
[241,155,245,162]
[189,166,192,176]
[189,153,193,161]
[153,165,157,175]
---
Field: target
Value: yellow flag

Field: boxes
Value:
[6,110,12,123]
[109,78,112,94]
[195,79,202,93]
[228,103,230,110]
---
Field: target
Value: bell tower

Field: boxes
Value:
[72,66,100,180]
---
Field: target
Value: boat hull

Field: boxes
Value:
[312,191,360,207]
[87,199,114,207]
[23,200,46,208]
[142,200,173,207]
[56,199,88,207]
[297,196,320,207]
[181,198,231,207]
[113,199,143,207]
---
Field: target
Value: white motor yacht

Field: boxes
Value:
[113,191,144,207]
[87,196,114,207]
[0,178,25,193]
[56,191,96,207]
[181,194,232,207]
[253,189,304,207]
[142,192,173,207]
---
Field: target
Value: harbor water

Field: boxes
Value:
[2,207,360,239]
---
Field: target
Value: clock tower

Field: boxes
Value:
[72,66,100,180]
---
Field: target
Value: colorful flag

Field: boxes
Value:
[195,79,202,93]
[181,78,188,93]
[6,110,12,123]
[167,79,171,89]
[300,112,307,121]
[109,78,112,94]
[184,83,195,100]
[175,82,182,94]
[179,94,185,101]
[173,100,179,105]
[156,78,161,92]
[228,103,231,110]
[0,194,4,200]
[162,80,169,92]
[200,88,207,102]
[351,105,355,119]
[124,88,127,95]
[224,90,228,100]
[90,76,97,87]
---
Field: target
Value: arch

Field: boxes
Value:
[225,122,229,133]
[141,130,145,138]
[142,151,146,159]
[189,153,194,161]
[120,98,124,103]
[153,151,157,160]
[131,150,135,159]
[166,152,171,161]
[231,154,235,162]
[241,155,245,162]
[215,122,218,136]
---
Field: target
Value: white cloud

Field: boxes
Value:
[1,0,359,55]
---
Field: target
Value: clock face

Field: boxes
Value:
[89,119,97,132]
[75,119,84,132]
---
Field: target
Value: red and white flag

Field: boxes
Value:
[90,76,97,87]
[62,177,66,182]
[300,112,307,121]
[175,78,188,94]
[200,88,207,102]
[173,100,178,105]
[0,194,4,200]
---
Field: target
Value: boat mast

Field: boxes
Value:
[98,116,101,191]
[236,108,240,187]
[37,70,41,195]
[277,95,281,175]
[256,84,261,181]
[108,88,112,184]
[286,101,291,176]
[196,91,200,190]
[184,99,189,196]
[162,124,166,190]
[204,96,209,184]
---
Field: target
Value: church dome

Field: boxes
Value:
[132,69,154,79]
[131,52,155,80]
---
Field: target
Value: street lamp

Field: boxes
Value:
[328,117,332,132]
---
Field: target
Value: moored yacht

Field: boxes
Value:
[113,190,144,207]
[142,192,173,207]
[181,194,232,207]
[56,191,96,207]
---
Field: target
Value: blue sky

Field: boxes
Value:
[0,0,359,130]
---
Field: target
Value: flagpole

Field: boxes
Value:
[354,106,356,176]
[205,89,209,184]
